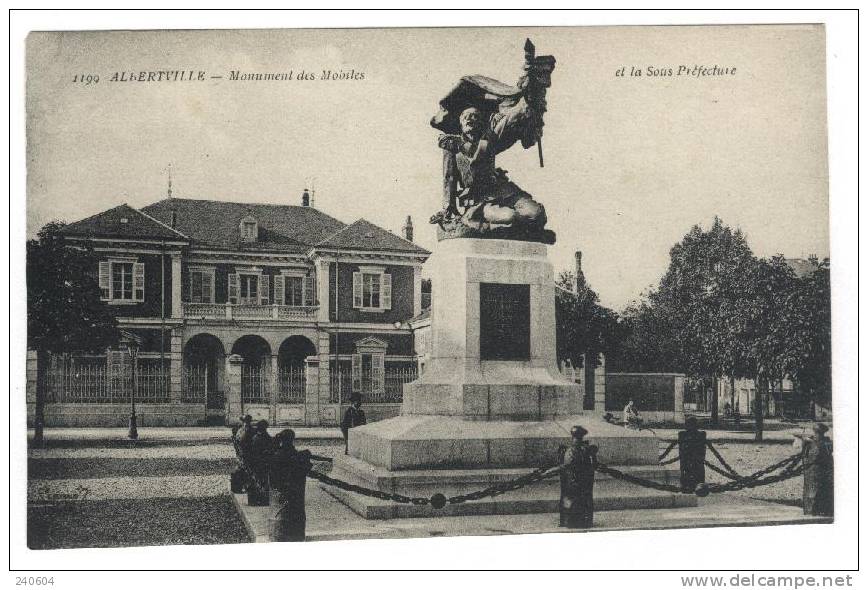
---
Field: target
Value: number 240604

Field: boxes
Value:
[15,577,54,586]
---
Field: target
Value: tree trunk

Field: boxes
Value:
[730,375,736,411]
[754,376,765,442]
[33,349,48,447]
[710,375,719,427]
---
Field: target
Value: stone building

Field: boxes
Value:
[28,191,429,427]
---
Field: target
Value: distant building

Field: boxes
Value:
[28,192,428,426]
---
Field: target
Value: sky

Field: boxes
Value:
[26,25,829,309]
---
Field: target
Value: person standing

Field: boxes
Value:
[340,392,367,455]
[247,420,273,506]
[270,429,314,542]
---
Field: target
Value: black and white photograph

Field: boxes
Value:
[9,8,860,582]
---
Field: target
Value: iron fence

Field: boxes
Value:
[329,364,417,404]
[45,357,169,403]
[241,363,270,404]
[278,366,306,403]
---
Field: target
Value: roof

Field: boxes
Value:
[62,204,189,241]
[141,198,347,253]
[314,218,429,255]
[785,258,823,278]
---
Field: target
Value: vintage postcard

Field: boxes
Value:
[16,18,854,575]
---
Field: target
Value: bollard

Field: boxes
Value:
[230,468,246,494]
[802,423,833,517]
[559,425,598,529]
[678,417,707,493]
[269,429,314,542]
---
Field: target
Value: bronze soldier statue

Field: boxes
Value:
[269,429,314,542]
[559,425,598,528]
[429,39,557,243]
[678,416,707,493]
[802,422,833,517]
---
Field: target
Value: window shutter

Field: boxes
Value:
[352,272,362,308]
[99,262,110,300]
[203,271,214,303]
[352,354,362,392]
[382,273,392,310]
[273,275,285,306]
[304,274,315,306]
[228,273,238,304]
[133,263,145,302]
[260,274,270,305]
[372,353,385,393]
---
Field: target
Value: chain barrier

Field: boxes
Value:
[700,453,806,494]
[658,440,678,462]
[705,441,743,478]
[308,449,807,505]
[308,463,563,509]
[597,450,807,496]
[246,431,809,507]
[704,460,740,481]
[596,462,687,494]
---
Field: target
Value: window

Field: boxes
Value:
[351,338,386,394]
[239,215,258,242]
[352,267,391,311]
[189,269,214,303]
[285,276,304,306]
[99,260,144,303]
[112,263,134,300]
[274,272,314,307]
[352,352,385,394]
[239,274,258,304]
[228,271,269,305]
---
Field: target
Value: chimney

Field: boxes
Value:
[170,209,177,228]
[575,250,586,291]
[402,215,414,242]
[301,188,310,207]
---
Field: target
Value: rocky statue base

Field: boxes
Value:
[435,221,557,245]
[323,239,696,519]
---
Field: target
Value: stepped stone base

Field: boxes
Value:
[323,414,696,519]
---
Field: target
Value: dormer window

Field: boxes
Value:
[240,215,258,242]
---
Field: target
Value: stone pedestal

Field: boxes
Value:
[324,239,695,518]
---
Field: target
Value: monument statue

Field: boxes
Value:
[429,39,557,244]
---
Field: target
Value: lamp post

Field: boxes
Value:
[127,340,139,440]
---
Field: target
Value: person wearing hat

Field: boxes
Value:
[340,392,367,455]
[559,425,599,528]
[802,422,833,516]
[269,429,314,542]
[247,420,273,506]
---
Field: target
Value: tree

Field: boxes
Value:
[615,295,681,373]
[651,217,756,425]
[554,270,622,372]
[27,222,120,445]
[724,255,798,439]
[785,259,832,414]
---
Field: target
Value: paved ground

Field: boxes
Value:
[29,419,817,445]
[239,483,830,543]
[26,425,824,549]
